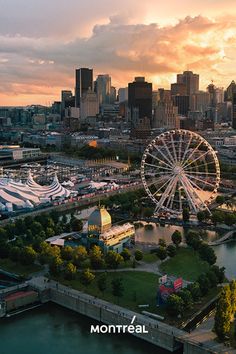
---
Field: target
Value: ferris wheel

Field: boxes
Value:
[141,129,220,215]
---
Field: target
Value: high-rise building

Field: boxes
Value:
[232,92,236,129]
[95,75,111,105]
[177,71,199,96]
[61,90,73,117]
[75,68,93,108]
[173,95,190,116]
[118,88,128,103]
[171,83,187,96]
[226,80,236,101]
[128,77,152,128]
[80,89,99,123]
[191,91,210,112]
[153,99,179,129]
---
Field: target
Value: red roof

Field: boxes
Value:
[5,291,37,301]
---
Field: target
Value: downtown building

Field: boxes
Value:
[75,68,93,108]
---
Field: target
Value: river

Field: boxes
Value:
[0,304,170,354]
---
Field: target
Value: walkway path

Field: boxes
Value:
[209,230,235,246]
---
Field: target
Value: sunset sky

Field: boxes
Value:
[1,0,236,106]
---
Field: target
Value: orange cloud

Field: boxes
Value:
[0,14,236,105]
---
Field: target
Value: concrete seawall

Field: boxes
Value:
[28,277,225,354]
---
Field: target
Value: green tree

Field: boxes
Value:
[9,246,21,262]
[143,207,153,218]
[0,227,7,240]
[210,265,225,284]
[49,256,63,276]
[185,231,202,251]
[166,294,184,316]
[187,282,202,301]
[171,230,182,247]
[30,221,43,236]
[158,238,166,248]
[64,262,77,280]
[178,289,193,309]
[156,246,167,260]
[111,278,124,303]
[215,195,225,204]
[211,211,225,226]
[198,274,211,295]
[214,285,232,340]
[120,248,131,261]
[89,245,105,269]
[105,251,124,269]
[182,208,190,222]
[134,249,143,261]
[0,240,10,258]
[61,246,74,261]
[166,244,177,257]
[70,218,83,231]
[197,211,205,222]
[97,273,107,294]
[230,280,236,316]
[20,246,37,265]
[73,246,88,267]
[198,243,216,265]
[80,268,95,286]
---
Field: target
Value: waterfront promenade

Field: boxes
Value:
[27,276,231,354]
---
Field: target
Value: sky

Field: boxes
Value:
[1,0,236,106]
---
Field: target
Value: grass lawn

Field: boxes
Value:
[56,271,160,313]
[159,247,210,281]
[142,253,158,263]
[0,258,42,277]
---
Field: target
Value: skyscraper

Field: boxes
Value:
[95,74,111,105]
[75,68,93,108]
[128,77,152,128]
[232,92,236,129]
[177,71,199,96]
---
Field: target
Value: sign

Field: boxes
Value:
[173,278,183,291]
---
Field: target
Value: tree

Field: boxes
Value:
[80,268,95,286]
[134,249,143,261]
[111,278,124,303]
[73,246,88,267]
[166,294,184,316]
[64,262,77,280]
[46,227,55,238]
[187,282,202,301]
[158,238,166,248]
[185,231,202,251]
[89,245,105,269]
[9,246,21,262]
[30,221,43,236]
[61,246,74,261]
[120,248,131,262]
[0,227,7,240]
[197,211,205,222]
[0,240,10,258]
[198,274,211,295]
[230,280,236,316]
[171,230,182,247]
[198,243,216,265]
[97,273,107,294]
[215,195,225,205]
[211,211,225,226]
[70,218,83,231]
[105,251,124,269]
[215,285,232,340]
[166,244,177,258]
[205,270,218,288]
[143,207,153,218]
[182,208,190,222]
[20,246,37,265]
[156,246,167,260]
[178,289,193,309]
[224,213,236,226]
[210,265,225,284]
[49,256,63,276]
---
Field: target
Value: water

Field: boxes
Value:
[213,241,236,280]
[0,304,169,354]
[135,223,219,245]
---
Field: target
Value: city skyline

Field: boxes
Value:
[1,0,236,105]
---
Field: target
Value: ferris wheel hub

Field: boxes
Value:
[173,165,183,175]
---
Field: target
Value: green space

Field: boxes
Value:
[55,271,159,313]
[159,247,210,281]
[0,258,42,277]
[142,252,158,263]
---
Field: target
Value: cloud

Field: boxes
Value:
[0,14,236,104]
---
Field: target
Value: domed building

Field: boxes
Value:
[88,206,112,235]
[86,205,134,253]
